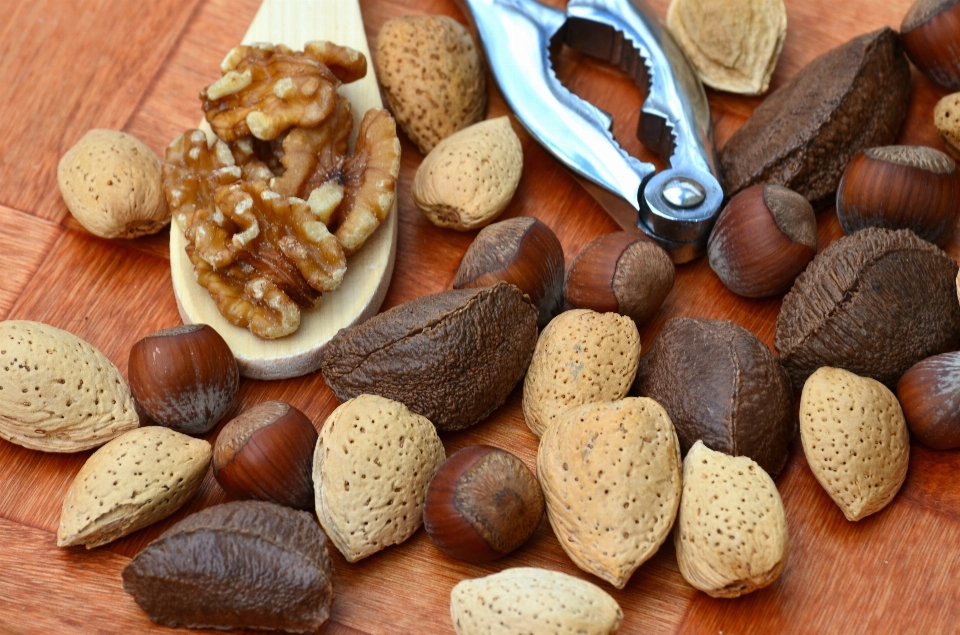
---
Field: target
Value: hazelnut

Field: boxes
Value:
[836,146,960,246]
[423,445,544,563]
[897,352,960,450]
[128,324,239,435]
[708,183,817,298]
[454,217,564,328]
[563,232,675,326]
[213,401,318,509]
[901,0,960,90]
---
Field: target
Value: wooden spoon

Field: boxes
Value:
[168,0,397,380]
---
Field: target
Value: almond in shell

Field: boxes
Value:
[375,15,486,154]
[675,440,788,598]
[0,320,139,452]
[58,426,211,548]
[413,117,523,231]
[537,397,682,588]
[523,309,640,437]
[313,394,446,562]
[799,366,909,521]
[450,567,623,635]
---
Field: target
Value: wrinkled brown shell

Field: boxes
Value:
[122,501,334,633]
[776,228,960,391]
[632,317,796,476]
[719,28,911,208]
[320,281,538,431]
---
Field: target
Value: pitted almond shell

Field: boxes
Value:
[450,567,623,635]
[0,320,139,452]
[675,441,788,598]
[799,366,909,521]
[375,15,486,154]
[313,394,446,562]
[58,426,211,548]
[58,129,170,239]
[412,116,523,231]
[537,397,682,589]
[935,92,960,161]
[523,309,640,437]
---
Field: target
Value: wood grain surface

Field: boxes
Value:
[0,0,956,633]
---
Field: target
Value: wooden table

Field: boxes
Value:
[2,0,958,633]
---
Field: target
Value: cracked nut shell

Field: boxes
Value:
[320,281,538,431]
[213,401,318,509]
[564,232,675,325]
[122,500,334,633]
[454,217,564,329]
[128,324,239,435]
[423,445,544,563]
[836,145,960,246]
[708,184,817,297]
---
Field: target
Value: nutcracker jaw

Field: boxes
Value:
[458,0,723,263]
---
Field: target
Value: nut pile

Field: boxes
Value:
[27,1,960,633]
[163,42,401,339]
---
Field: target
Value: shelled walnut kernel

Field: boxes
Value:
[163,41,400,339]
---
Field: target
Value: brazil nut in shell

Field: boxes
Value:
[319,281,538,431]
[121,500,334,633]
[775,228,960,391]
[631,318,796,477]
[718,28,910,208]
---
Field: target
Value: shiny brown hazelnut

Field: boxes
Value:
[423,445,544,563]
[213,401,318,509]
[128,324,239,434]
[708,183,817,298]
[453,216,564,328]
[563,231,674,326]
[897,352,960,450]
[902,0,960,90]
[836,145,960,246]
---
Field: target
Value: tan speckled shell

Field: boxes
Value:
[57,129,170,239]
[450,568,622,635]
[538,397,682,589]
[412,117,523,231]
[799,367,909,521]
[375,15,486,154]
[675,441,788,598]
[935,92,960,161]
[0,321,138,452]
[313,394,446,562]
[666,0,787,95]
[522,309,640,437]
[57,427,211,548]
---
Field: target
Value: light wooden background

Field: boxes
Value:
[2,0,958,633]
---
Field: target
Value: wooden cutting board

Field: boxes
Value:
[1,0,959,633]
